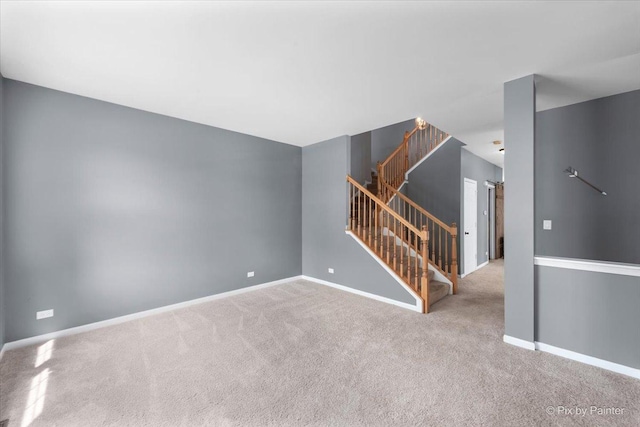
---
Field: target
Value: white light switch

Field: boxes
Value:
[543,220,552,230]
[328,268,334,274]
[247,271,254,278]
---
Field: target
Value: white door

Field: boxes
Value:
[464,178,478,275]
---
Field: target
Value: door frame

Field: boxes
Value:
[463,177,478,276]
[486,181,496,260]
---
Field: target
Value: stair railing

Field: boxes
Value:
[377,120,449,202]
[347,175,432,312]
[381,181,458,293]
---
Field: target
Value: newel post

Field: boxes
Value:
[421,225,430,313]
[450,223,458,294]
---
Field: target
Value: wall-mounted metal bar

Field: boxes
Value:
[565,166,607,196]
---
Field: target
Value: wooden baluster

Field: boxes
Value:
[352,186,356,233]
[445,229,449,274]
[369,195,374,246]
[362,193,367,234]
[350,183,354,231]
[404,139,409,177]
[374,199,378,253]
[421,225,430,313]
[451,223,458,294]
[357,190,362,238]
[385,212,391,265]
[408,228,412,285]
[414,231,418,289]
[348,183,352,231]
[412,210,415,228]
[399,224,405,279]
[438,226,443,270]
[366,194,370,246]
[415,230,419,289]
[423,128,427,156]
[431,221,435,263]
[377,162,382,197]
[392,159,394,187]
[392,218,397,271]
[395,157,397,186]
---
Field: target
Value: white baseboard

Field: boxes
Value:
[1,271,424,353]
[504,335,640,379]
[301,275,422,313]
[460,260,489,278]
[503,335,536,350]
[535,342,640,380]
[1,275,304,352]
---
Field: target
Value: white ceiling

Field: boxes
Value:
[1,1,639,167]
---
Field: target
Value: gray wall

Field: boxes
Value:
[503,75,536,343]
[350,132,371,185]
[536,90,640,264]
[302,135,416,305]
[406,138,463,227]
[535,266,640,369]
[460,149,503,273]
[3,79,302,342]
[370,119,415,169]
[405,138,463,271]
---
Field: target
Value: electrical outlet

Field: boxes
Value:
[328,268,334,274]
[543,220,552,230]
[247,271,255,278]
[37,309,54,320]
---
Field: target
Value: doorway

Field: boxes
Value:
[463,178,478,275]
[487,183,496,259]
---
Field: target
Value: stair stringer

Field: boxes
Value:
[345,230,425,313]
[381,226,453,295]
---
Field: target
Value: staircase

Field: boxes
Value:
[347,118,457,313]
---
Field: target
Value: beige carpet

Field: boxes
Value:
[1,260,639,426]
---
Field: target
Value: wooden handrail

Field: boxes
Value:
[379,126,417,170]
[378,121,449,198]
[347,176,421,236]
[380,181,451,232]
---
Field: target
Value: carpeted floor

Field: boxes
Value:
[1,260,639,426]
